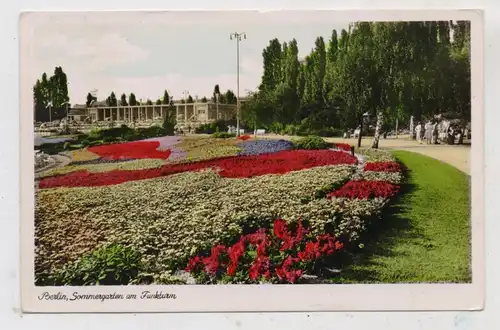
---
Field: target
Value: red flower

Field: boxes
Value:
[248,256,270,280]
[275,256,303,283]
[237,135,252,141]
[364,161,401,172]
[327,180,399,199]
[334,143,353,152]
[89,141,172,160]
[40,150,358,189]
[185,255,203,272]
[201,244,226,275]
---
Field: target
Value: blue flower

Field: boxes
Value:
[237,139,294,156]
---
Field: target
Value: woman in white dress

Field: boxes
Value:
[415,122,422,144]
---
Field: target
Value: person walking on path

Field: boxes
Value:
[415,122,423,144]
[432,121,439,144]
[424,120,432,144]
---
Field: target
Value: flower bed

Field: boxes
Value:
[185,219,344,284]
[39,150,358,188]
[39,159,167,178]
[69,149,101,162]
[173,137,241,163]
[88,141,172,160]
[237,139,294,156]
[327,180,400,200]
[237,135,252,141]
[35,138,405,285]
[364,161,401,172]
[35,165,361,282]
[332,143,353,152]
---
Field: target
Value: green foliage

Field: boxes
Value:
[212,132,236,139]
[243,21,470,143]
[50,243,145,286]
[162,110,176,136]
[292,135,329,150]
[63,141,71,150]
[81,139,90,147]
[33,66,70,122]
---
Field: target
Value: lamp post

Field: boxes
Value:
[230,32,246,137]
[216,93,220,120]
[183,90,189,131]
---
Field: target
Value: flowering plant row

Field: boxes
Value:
[36,165,363,282]
[39,150,357,188]
[332,143,353,152]
[236,135,252,141]
[88,141,172,160]
[237,139,294,156]
[185,219,344,284]
[364,161,401,172]
[327,180,400,200]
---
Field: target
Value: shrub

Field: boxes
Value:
[162,115,176,136]
[52,243,145,285]
[212,132,236,139]
[102,136,118,143]
[81,139,90,147]
[137,126,165,139]
[63,142,72,150]
[292,136,329,150]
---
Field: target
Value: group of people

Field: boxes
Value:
[414,120,439,144]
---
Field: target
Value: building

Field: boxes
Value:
[84,101,237,131]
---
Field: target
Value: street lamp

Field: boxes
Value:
[183,90,189,130]
[230,32,246,136]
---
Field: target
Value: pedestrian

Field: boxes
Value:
[432,121,439,144]
[415,122,422,144]
[424,120,431,144]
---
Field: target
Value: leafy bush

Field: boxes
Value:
[292,136,329,150]
[38,142,65,155]
[102,136,118,143]
[63,142,71,150]
[212,132,236,139]
[136,126,165,139]
[52,243,145,285]
[162,115,176,136]
[81,139,90,147]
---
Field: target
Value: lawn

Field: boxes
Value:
[330,150,471,283]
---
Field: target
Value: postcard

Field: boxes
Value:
[20,9,484,312]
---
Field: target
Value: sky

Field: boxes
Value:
[22,11,349,105]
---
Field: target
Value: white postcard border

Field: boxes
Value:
[19,9,484,313]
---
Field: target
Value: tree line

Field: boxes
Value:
[33,66,238,123]
[33,67,70,122]
[241,20,471,147]
[88,85,238,108]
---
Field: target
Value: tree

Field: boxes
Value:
[106,92,118,106]
[201,96,208,102]
[162,90,170,105]
[49,66,70,108]
[146,99,153,105]
[224,90,237,104]
[33,79,46,122]
[129,93,138,106]
[212,84,221,103]
[187,95,194,103]
[260,38,283,92]
[120,93,128,106]
[86,93,95,107]
[155,99,162,105]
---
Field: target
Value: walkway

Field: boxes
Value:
[263,134,471,175]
